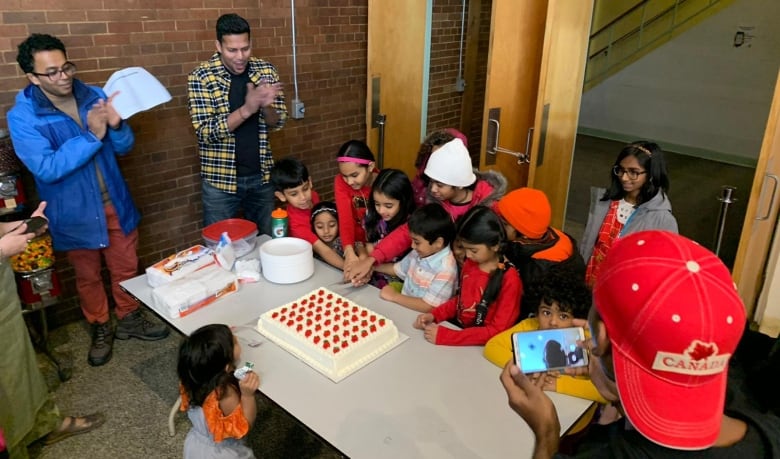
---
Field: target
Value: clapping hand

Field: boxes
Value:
[244,79,283,114]
[103,91,123,128]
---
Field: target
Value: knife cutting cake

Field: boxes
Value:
[256,288,400,381]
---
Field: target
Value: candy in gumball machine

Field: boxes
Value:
[12,233,71,381]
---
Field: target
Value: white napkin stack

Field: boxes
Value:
[152,264,238,319]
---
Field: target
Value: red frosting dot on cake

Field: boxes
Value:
[315,324,322,331]
[342,320,349,327]
[318,289,324,296]
[313,336,320,344]
[333,325,340,332]
[287,320,294,327]
[342,341,349,348]
[323,341,330,349]
[379,318,386,326]
[306,319,313,326]
[333,335,340,343]
[272,312,279,319]
[361,310,367,317]
[327,293,333,300]
[305,330,312,337]
[370,324,377,333]
[333,347,340,354]
[334,315,341,321]
[324,330,331,337]
[351,335,358,343]
[370,315,376,322]
[361,330,368,338]
[343,330,349,337]
[296,324,303,332]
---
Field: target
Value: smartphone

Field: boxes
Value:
[511,327,589,374]
[13,216,48,235]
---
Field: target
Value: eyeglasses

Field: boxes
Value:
[31,62,77,81]
[612,165,647,180]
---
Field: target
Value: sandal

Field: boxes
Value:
[44,412,106,446]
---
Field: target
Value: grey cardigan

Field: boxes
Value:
[580,186,679,262]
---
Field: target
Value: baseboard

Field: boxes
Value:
[577,127,757,169]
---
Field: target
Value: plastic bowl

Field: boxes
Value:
[202,218,258,258]
[259,237,313,284]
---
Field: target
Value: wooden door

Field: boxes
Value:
[527,0,594,229]
[479,0,547,192]
[732,71,780,318]
[480,0,593,229]
[366,0,430,178]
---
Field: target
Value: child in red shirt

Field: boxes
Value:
[334,140,379,274]
[271,157,343,268]
[414,206,522,346]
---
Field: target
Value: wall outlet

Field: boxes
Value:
[292,100,305,119]
[455,77,466,92]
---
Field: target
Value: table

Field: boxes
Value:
[121,238,594,459]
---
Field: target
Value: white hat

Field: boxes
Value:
[424,139,476,187]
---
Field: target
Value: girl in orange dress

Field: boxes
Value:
[178,324,260,459]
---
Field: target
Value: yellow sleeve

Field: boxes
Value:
[483,318,539,367]
[555,375,608,403]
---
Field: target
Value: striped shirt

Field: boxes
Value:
[394,246,458,307]
[187,53,288,193]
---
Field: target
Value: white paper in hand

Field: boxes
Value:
[103,67,172,119]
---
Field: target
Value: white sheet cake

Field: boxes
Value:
[256,288,400,381]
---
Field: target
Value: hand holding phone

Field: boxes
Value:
[11,216,48,236]
[511,327,589,374]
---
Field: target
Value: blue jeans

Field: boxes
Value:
[202,176,275,236]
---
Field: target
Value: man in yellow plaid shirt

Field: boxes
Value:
[188,13,287,235]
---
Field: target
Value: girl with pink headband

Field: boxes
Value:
[333,140,379,276]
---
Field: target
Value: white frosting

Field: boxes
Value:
[257,288,399,381]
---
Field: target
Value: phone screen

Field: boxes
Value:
[511,327,588,373]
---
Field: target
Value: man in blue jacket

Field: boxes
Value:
[8,34,168,367]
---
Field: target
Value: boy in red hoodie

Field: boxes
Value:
[271,158,344,268]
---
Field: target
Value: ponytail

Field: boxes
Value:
[474,257,512,326]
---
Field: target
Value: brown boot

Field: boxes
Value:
[88,321,113,366]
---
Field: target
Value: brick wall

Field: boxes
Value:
[427,0,465,134]
[0,0,369,323]
[426,0,490,164]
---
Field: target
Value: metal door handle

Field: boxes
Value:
[756,173,778,221]
[486,118,530,164]
[376,114,386,169]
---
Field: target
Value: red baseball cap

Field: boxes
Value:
[593,230,745,450]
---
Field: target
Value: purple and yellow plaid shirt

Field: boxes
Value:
[187,53,287,193]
